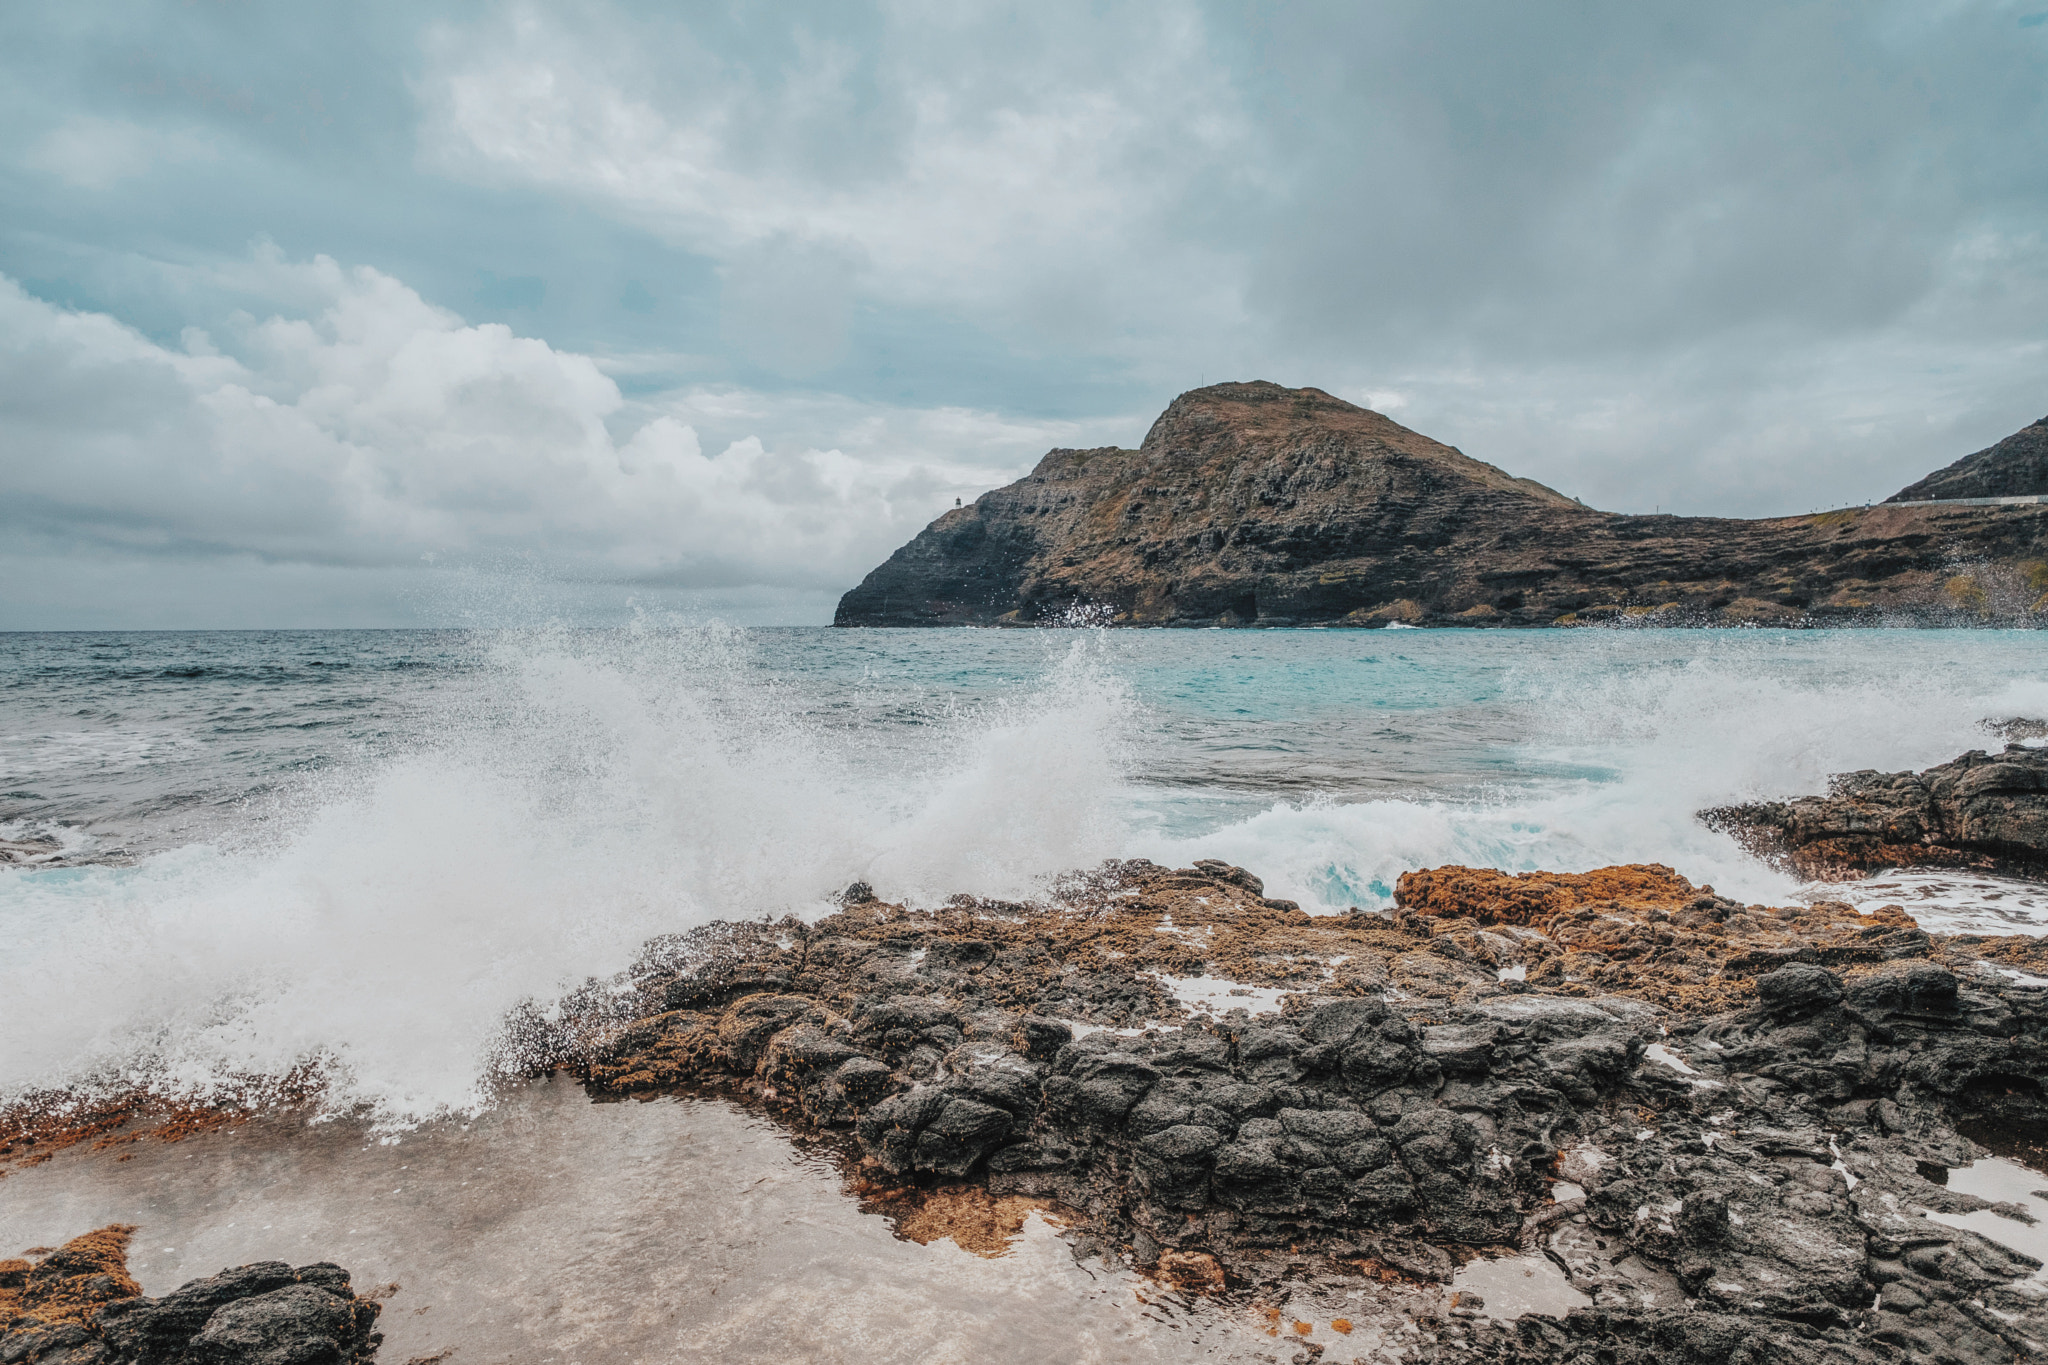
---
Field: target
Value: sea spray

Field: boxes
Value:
[1134,629,2048,912]
[6,624,2048,1127]
[0,626,1138,1126]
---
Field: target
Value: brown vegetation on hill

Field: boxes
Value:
[835,382,2048,628]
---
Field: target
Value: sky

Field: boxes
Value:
[2,1,2045,629]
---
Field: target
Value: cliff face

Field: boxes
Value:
[835,382,2048,627]
[1888,415,2048,503]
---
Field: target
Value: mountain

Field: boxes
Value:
[1887,415,2048,503]
[835,382,2048,628]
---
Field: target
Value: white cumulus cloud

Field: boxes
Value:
[0,253,1107,597]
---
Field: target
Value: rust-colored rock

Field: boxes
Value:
[874,1185,1059,1258]
[1153,1250,1226,1293]
[0,1225,138,1327]
[0,1226,382,1363]
[1391,864,1695,926]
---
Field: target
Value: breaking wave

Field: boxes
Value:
[0,627,1134,1124]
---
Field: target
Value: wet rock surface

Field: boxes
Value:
[578,858,2048,1364]
[1705,742,2048,879]
[0,1226,381,1365]
[833,381,2048,629]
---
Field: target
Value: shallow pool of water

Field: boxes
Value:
[0,1079,1306,1364]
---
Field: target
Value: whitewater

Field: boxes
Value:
[4,624,2047,1129]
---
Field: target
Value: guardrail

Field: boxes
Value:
[1883,493,2048,508]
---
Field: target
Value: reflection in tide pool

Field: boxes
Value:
[1799,869,2048,938]
[0,1078,1328,1364]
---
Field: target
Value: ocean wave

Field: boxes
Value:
[0,627,1136,1125]
[4,625,2047,1127]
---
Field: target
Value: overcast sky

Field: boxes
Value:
[3,1,2045,628]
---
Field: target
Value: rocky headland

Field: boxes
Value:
[1706,738,2048,881]
[835,382,2048,628]
[560,854,2048,1364]
[1890,415,2048,504]
[0,1225,382,1365]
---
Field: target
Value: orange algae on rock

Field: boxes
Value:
[1392,864,1699,925]
[864,1184,1061,1258]
[0,1224,140,1326]
[1390,863,1940,1012]
[0,1065,327,1177]
[1152,1250,1225,1294]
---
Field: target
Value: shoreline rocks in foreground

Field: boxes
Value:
[570,857,2048,1365]
[1704,738,2048,880]
[0,1225,382,1365]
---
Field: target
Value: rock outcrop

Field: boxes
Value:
[1889,415,2048,503]
[1704,742,2048,879]
[834,382,2048,627]
[0,1225,381,1365]
[573,857,2048,1364]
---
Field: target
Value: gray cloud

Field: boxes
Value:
[0,0,2043,625]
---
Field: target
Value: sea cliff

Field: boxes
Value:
[836,382,2048,628]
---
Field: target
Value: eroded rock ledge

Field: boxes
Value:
[1704,739,2048,879]
[0,1224,382,1365]
[577,859,2048,1364]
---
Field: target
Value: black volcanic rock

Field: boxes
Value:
[1703,742,2048,878]
[1889,415,2048,503]
[583,858,2048,1365]
[835,382,2048,628]
[0,1227,381,1365]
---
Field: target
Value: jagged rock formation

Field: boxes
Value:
[575,858,2048,1364]
[834,382,2048,627]
[0,1225,381,1364]
[1704,742,2048,879]
[1889,415,2048,503]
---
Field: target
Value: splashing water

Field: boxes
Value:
[3,624,2046,1124]
[0,626,1135,1125]
[1137,630,2048,915]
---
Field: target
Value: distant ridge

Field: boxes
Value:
[1887,416,2048,503]
[835,382,2048,628]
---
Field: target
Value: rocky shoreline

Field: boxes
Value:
[0,1225,382,1365]
[560,857,2048,1364]
[1705,738,2048,882]
[11,799,2048,1361]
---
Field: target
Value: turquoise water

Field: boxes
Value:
[3,624,2047,1119]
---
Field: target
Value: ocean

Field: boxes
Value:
[5,624,2048,1361]
[6,623,2048,1124]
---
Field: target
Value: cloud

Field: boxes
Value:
[19,116,221,190]
[0,254,1112,602]
[400,0,2048,515]
[413,1,1255,354]
[0,0,2045,627]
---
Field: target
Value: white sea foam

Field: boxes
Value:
[0,627,1135,1125]
[6,626,2048,1127]
[1135,634,2048,916]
